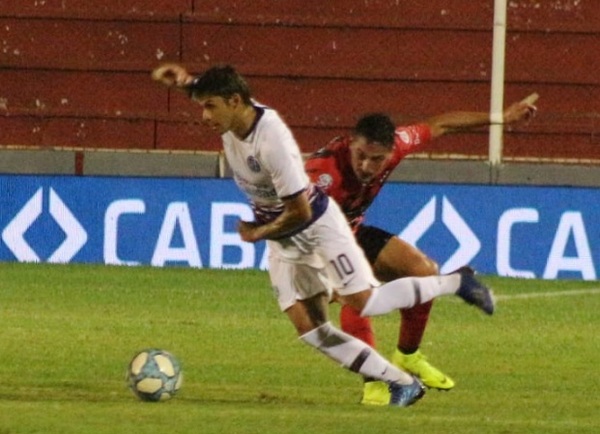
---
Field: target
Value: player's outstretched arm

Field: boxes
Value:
[151,63,195,91]
[425,93,539,139]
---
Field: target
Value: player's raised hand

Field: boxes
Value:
[503,93,539,124]
[151,63,195,89]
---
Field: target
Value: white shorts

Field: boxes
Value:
[267,200,379,311]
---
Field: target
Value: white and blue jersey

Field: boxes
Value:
[222,103,378,309]
[222,104,328,238]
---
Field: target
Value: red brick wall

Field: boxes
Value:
[1,1,599,161]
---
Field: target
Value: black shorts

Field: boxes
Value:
[354,225,394,265]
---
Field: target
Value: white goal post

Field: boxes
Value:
[489,0,508,168]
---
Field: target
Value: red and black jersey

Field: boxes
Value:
[305,123,432,229]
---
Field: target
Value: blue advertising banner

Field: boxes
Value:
[1,174,599,280]
[366,183,600,280]
[0,175,268,269]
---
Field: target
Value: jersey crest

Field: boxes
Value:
[316,173,333,189]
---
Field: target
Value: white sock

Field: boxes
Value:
[361,274,461,317]
[299,322,413,385]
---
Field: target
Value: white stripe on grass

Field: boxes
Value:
[496,287,600,301]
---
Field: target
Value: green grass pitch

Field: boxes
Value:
[0,263,598,433]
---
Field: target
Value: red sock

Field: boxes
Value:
[340,304,376,348]
[398,301,433,353]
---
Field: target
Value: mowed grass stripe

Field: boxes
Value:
[496,287,600,300]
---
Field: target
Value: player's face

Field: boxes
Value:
[349,136,393,183]
[193,95,237,134]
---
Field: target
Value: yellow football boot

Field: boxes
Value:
[392,349,455,390]
[360,380,391,406]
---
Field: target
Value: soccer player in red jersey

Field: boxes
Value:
[305,95,537,404]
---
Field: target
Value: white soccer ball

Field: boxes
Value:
[127,348,183,402]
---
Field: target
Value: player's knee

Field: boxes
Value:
[421,258,439,276]
[405,256,439,277]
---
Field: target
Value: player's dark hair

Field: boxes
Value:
[353,113,395,149]
[188,64,253,105]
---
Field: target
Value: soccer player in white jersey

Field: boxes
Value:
[152,63,495,407]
